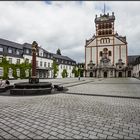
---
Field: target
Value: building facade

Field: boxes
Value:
[0,38,76,79]
[128,55,140,78]
[85,12,132,78]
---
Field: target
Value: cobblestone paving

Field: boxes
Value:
[0,78,140,139]
[66,78,140,98]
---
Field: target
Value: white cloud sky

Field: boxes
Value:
[0,1,140,62]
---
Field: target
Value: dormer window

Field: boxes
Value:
[8,48,12,53]
[16,49,20,55]
[0,46,3,52]
[26,49,29,54]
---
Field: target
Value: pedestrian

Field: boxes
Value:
[5,79,10,86]
[78,75,80,80]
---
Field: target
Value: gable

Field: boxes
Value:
[114,36,126,45]
[87,38,96,47]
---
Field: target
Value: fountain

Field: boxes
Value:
[10,41,52,95]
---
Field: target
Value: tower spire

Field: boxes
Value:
[104,3,106,15]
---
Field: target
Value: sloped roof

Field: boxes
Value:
[22,43,32,49]
[0,38,23,49]
[53,53,76,62]
[128,55,140,65]
[115,33,127,44]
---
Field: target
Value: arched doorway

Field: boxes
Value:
[90,72,93,77]
[118,72,122,77]
[104,72,107,78]
[128,71,131,77]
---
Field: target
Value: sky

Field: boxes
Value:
[0,1,140,63]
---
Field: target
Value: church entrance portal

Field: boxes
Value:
[104,72,107,78]
[128,71,131,77]
[90,72,93,77]
[118,72,122,77]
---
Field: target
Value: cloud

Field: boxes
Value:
[0,1,140,63]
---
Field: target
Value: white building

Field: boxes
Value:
[0,38,76,79]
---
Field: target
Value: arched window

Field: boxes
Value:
[109,30,112,34]
[106,23,109,28]
[98,24,101,29]
[98,31,101,35]
[109,23,112,28]
[100,51,103,57]
[103,24,105,29]
[109,51,112,56]
[102,30,104,35]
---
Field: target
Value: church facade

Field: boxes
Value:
[85,12,132,78]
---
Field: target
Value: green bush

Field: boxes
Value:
[62,69,68,78]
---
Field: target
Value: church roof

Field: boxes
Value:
[95,12,115,23]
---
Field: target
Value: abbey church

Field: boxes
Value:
[85,11,132,78]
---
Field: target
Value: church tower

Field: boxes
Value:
[85,9,130,78]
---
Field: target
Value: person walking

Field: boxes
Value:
[78,75,80,81]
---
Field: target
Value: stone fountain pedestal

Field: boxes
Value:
[10,82,52,95]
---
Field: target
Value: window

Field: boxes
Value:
[109,30,112,34]
[48,62,50,67]
[36,61,38,67]
[26,49,29,54]
[100,51,103,57]
[26,59,29,64]
[90,67,92,69]
[0,67,3,76]
[69,66,71,69]
[48,54,50,58]
[0,57,2,63]
[16,49,20,55]
[16,59,20,64]
[8,48,12,53]
[109,51,112,56]
[0,47,3,52]
[109,23,112,28]
[40,61,42,67]
[9,58,12,64]
[44,62,46,67]
[40,52,43,56]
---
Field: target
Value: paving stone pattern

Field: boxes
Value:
[0,78,140,139]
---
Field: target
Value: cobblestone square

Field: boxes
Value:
[0,78,140,139]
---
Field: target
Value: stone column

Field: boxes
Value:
[29,41,39,83]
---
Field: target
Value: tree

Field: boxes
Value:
[56,48,61,55]
[72,66,79,77]
[62,69,68,78]
[52,59,59,78]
